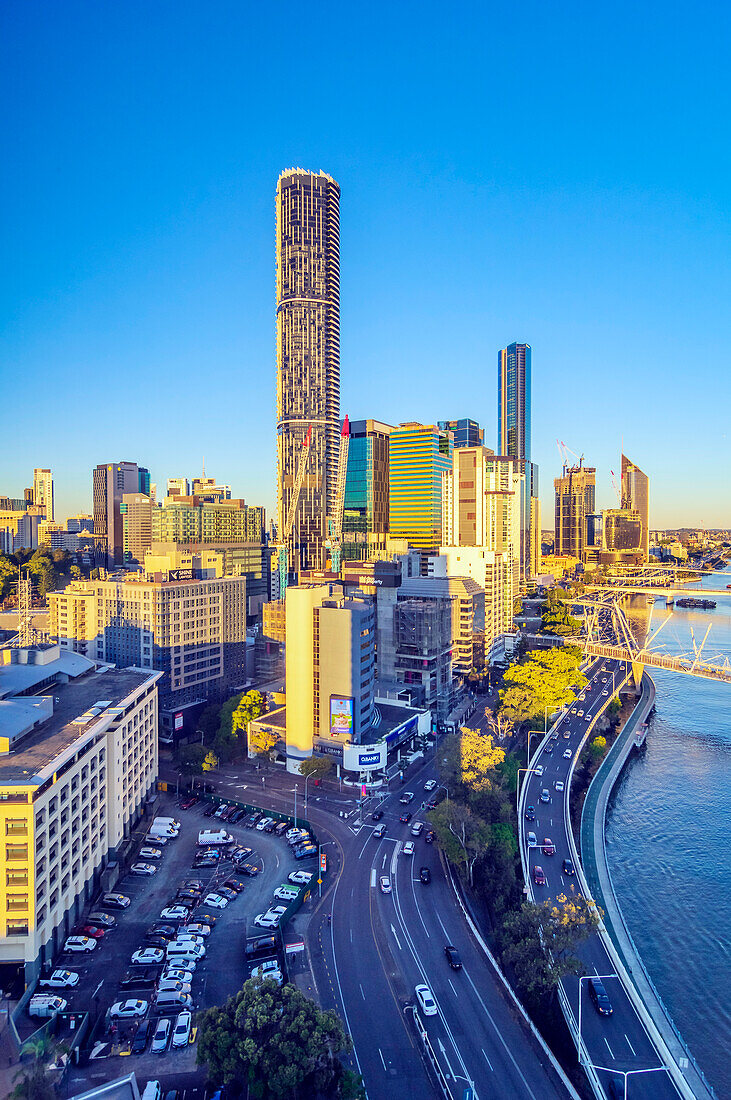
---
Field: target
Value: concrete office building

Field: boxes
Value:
[621,454,650,563]
[146,540,267,622]
[48,570,246,739]
[342,419,393,562]
[284,583,375,772]
[0,643,160,984]
[497,342,541,582]
[152,499,265,545]
[0,511,43,554]
[437,419,484,449]
[33,469,54,522]
[389,424,453,551]
[93,463,150,569]
[121,493,153,567]
[166,478,190,498]
[276,169,341,572]
[554,462,596,560]
[398,575,484,677]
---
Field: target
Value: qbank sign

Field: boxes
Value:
[342,742,387,772]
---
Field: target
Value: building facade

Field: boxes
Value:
[121,493,153,567]
[0,644,160,983]
[93,463,150,569]
[497,342,540,582]
[621,453,650,562]
[342,418,393,561]
[276,169,341,572]
[437,419,484,449]
[554,463,596,559]
[33,469,54,522]
[151,500,265,545]
[388,424,453,551]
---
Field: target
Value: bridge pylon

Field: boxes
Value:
[631,661,644,693]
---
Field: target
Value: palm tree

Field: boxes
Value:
[11,1034,68,1100]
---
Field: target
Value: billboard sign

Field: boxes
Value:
[174,712,184,731]
[342,742,387,772]
[330,696,354,737]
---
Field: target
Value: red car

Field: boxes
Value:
[533,865,546,886]
[542,838,555,856]
[77,925,105,939]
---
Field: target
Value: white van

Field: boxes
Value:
[29,994,67,1018]
[155,990,193,1009]
[141,1083,162,1100]
[167,942,204,962]
[149,824,178,839]
[197,829,233,847]
[153,817,180,830]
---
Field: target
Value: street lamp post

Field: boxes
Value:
[435,784,449,805]
[293,783,298,828]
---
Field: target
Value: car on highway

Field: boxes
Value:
[101,893,130,910]
[289,871,313,886]
[132,948,164,965]
[399,791,415,804]
[533,865,546,886]
[577,710,584,718]
[172,1009,192,1048]
[204,893,229,909]
[534,764,544,776]
[151,1017,171,1053]
[39,969,79,989]
[563,728,571,739]
[139,847,162,860]
[379,876,391,894]
[371,809,384,821]
[540,789,550,803]
[419,867,431,884]
[524,805,535,821]
[563,748,572,759]
[110,999,148,1019]
[588,976,613,1016]
[130,862,157,876]
[63,936,96,953]
[415,984,438,1017]
[544,741,554,754]
[86,912,116,929]
[424,779,437,791]
[555,780,565,793]
[373,823,386,838]
[562,858,575,875]
[131,1018,153,1054]
[424,829,435,844]
[602,689,609,696]
[411,821,424,837]
[444,945,462,970]
[527,831,537,847]
[403,841,415,856]
[399,811,412,824]
[542,838,555,856]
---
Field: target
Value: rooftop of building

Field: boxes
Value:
[0,660,157,785]
[0,645,95,701]
[399,575,484,599]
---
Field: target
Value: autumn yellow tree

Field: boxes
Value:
[440,727,505,796]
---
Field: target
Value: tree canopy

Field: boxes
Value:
[197,978,359,1100]
[439,727,505,797]
[540,589,582,636]
[499,646,587,725]
[299,756,334,781]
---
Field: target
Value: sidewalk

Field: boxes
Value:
[0,1018,20,1099]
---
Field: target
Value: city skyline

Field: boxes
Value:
[2,4,730,530]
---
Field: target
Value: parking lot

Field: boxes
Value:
[26,795,319,1087]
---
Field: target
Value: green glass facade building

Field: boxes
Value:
[342,419,392,561]
[388,424,453,550]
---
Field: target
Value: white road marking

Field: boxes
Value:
[360,983,366,1000]
[382,853,387,869]
[625,1033,637,1056]
[604,1036,615,1059]
[370,869,376,888]
[482,1049,494,1071]
[448,978,458,997]
[436,912,451,941]
[350,929,353,943]
[390,924,402,950]
[378,1048,387,1072]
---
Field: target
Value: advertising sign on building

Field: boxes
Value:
[174,712,184,731]
[342,742,387,772]
[330,695,354,737]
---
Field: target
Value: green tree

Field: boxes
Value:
[299,756,334,782]
[0,554,18,599]
[500,647,587,723]
[177,743,207,776]
[232,690,267,735]
[197,702,221,742]
[498,685,534,726]
[197,979,353,1100]
[202,750,219,772]
[428,800,492,885]
[11,1035,67,1100]
[439,727,505,799]
[589,735,607,762]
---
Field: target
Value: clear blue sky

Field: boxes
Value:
[2,1,729,529]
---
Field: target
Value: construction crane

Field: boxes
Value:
[557,439,584,473]
[326,416,350,574]
[274,425,312,596]
[609,469,622,504]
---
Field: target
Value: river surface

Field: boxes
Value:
[605,564,731,1099]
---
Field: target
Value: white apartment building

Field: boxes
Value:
[0,644,160,982]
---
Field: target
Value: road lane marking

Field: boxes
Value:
[382,853,387,869]
[350,929,353,943]
[625,1033,637,1056]
[604,1037,615,1059]
[360,983,366,1000]
[435,912,451,941]
[448,978,457,997]
[390,924,402,950]
[463,968,539,1100]
[370,869,376,888]
[378,1048,387,1072]
[482,1049,494,1071]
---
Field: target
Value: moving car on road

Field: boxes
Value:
[533,865,546,886]
[562,858,575,875]
[540,789,550,803]
[399,791,414,804]
[415,984,438,1017]
[424,779,436,791]
[588,977,613,1016]
[419,867,431,884]
[399,811,412,824]
[402,841,415,856]
[444,946,462,970]
[373,823,386,838]
[379,876,391,894]
[542,838,555,856]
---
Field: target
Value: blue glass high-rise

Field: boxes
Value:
[497,343,539,581]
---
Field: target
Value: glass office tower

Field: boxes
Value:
[497,342,539,582]
[342,419,392,561]
[388,424,453,550]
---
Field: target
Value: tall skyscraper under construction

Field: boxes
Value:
[276,168,341,572]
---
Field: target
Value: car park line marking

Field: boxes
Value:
[604,1037,615,1059]
[482,1049,494,1071]
[625,1033,637,1056]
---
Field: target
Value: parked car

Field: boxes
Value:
[294,847,317,860]
[244,935,278,959]
[144,935,170,950]
[185,923,211,937]
[204,893,229,909]
[588,976,613,1016]
[254,912,280,929]
[160,906,190,921]
[240,862,262,876]
[39,969,79,989]
[151,1017,171,1053]
[101,893,130,910]
[444,945,462,970]
[255,817,274,832]
[274,886,299,901]
[163,968,194,984]
[274,821,288,836]
[251,960,283,984]
[148,924,177,938]
[130,862,157,876]
[415,984,437,1017]
[119,969,159,990]
[64,936,96,953]
[110,999,148,1019]
[202,803,217,818]
[288,871,313,886]
[86,912,116,929]
[132,948,165,965]
[217,886,237,900]
[223,878,245,893]
[172,1009,192,1048]
[76,925,105,939]
[139,847,162,860]
[131,1018,153,1054]
[419,867,431,884]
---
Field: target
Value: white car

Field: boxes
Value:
[110,999,148,1019]
[163,968,194,983]
[101,893,130,909]
[130,862,157,876]
[563,748,572,759]
[214,804,229,817]
[251,960,283,983]
[584,713,591,721]
[152,1017,171,1053]
[132,948,164,965]
[64,936,96,954]
[415,983,438,1017]
[424,779,437,791]
[288,870,313,885]
[534,764,544,777]
[255,817,273,831]
[39,969,79,989]
[254,912,280,929]
[403,842,415,856]
[285,828,303,841]
[379,876,391,894]
[266,906,287,919]
[577,710,584,718]
[172,1009,192,1049]
[274,887,299,901]
[204,893,229,909]
[160,906,190,921]
[602,689,609,696]
[175,934,205,947]
[185,923,211,937]
[555,780,565,793]
[139,847,162,860]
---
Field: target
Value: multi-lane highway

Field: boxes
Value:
[521,647,684,1100]
[327,755,573,1100]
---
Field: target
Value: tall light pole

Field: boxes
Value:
[293,783,298,827]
